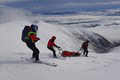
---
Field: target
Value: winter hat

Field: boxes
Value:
[86,40,89,43]
[52,36,56,39]
[31,24,38,32]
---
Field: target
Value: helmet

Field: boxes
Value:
[31,24,38,32]
[52,36,56,39]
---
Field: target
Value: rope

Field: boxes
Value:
[40,40,63,56]
[40,40,47,45]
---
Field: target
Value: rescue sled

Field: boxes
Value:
[58,48,81,57]
[62,51,81,57]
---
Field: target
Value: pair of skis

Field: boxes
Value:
[34,61,57,67]
[35,57,65,67]
[34,56,66,67]
[21,57,65,67]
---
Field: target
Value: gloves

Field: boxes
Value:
[34,38,40,42]
[37,38,40,40]
[57,46,62,50]
[57,46,60,48]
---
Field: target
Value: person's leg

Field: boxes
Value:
[83,48,86,56]
[26,42,40,61]
[84,48,88,57]
[32,52,35,59]
[33,47,39,61]
[47,47,57,58]
[85,50,88,57]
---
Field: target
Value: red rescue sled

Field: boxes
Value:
[58,48,81,57]
[61,51,81,57]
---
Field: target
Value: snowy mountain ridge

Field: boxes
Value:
[35,9,120,16]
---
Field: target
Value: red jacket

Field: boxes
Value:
[47,39,56,47]
[82,42,88,49]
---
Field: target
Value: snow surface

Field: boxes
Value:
[0,7,120,80]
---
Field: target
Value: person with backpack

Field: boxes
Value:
[81,40,89,57]
[47,36,60,58]
[22,25,40,61]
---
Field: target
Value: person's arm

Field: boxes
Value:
[53,43,60,48]
[29,34,40,42]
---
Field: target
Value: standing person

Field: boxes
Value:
[81,40,89,57]
[22,25,40,61]
[47,36,60,58]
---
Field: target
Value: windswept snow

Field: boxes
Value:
[0,9,120,80]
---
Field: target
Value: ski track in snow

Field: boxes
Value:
[0,51,120,80]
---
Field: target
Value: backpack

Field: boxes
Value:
[21,26,30,42]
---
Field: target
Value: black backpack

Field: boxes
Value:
[21,26,30,42]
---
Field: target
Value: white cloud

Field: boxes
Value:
[33,6,42,10]
[0,5,5,7]
[62,1,120,7]
[0,0,27,3]
[0,7,31,24]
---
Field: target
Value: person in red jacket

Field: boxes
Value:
[47,36,60,58]
[81,40,89,57]
[25,25,40,61]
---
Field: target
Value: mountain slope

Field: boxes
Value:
[0,19,120,80]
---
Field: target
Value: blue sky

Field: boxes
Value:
[0,0,120,11]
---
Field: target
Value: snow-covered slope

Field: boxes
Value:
[0,18,120,80]
[42,15,120,52]
[0,20,77,53]
[0,7,120,80]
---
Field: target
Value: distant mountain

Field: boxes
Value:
[32,10,80,15]
[32,9,120,16]
[105,9,120,16]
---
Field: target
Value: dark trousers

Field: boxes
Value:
[47,46,56,57]
[83,48,88,56]
[26,41,39,61]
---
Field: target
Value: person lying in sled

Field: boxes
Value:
[61,51,81,57]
